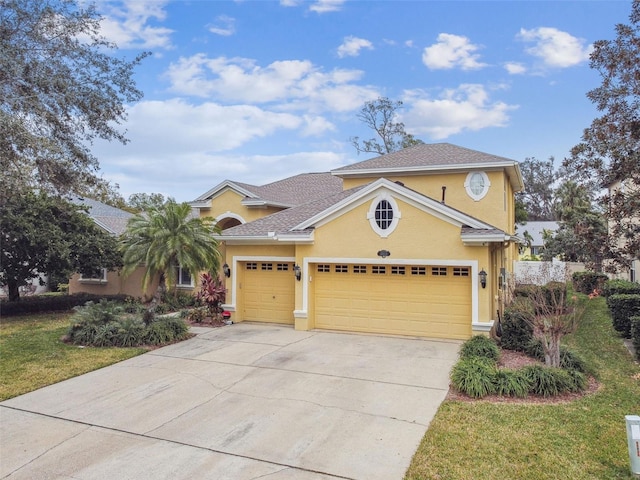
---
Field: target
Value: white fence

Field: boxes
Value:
[513,260,585,285]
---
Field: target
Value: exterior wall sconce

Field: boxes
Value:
[294,264,302,281]
[223,263,231,278]
[377,250,391,258]
[479,268,487,289]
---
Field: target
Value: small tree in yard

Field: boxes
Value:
[514,264,586,367]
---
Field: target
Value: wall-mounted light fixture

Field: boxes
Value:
[223,263,231,278]
[479,268,487,289]
[294,264,301,281]
[377,249,391,258]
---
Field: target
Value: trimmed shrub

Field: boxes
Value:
[631,316,640,361]
[602,279,640,298]
[493,369,531,398]
[450,357,497,398]
[459,335,500,361]
[1,293,129,316]
[572,271,608,295]
[607,294,640,338]
[521,365,575,397]
[501,297,535,351]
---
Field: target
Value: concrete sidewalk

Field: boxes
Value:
[1,323,460,480]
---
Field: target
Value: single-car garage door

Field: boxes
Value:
[314,263,471,339]
[242,261,295,324]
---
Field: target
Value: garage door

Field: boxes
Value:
[242,261,295,324]
[314,263,471,339]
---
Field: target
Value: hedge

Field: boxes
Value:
[602,279,640,298]
[631,316,640,361]
[0,294,129,316]
[606,294,640,338]
[572,271,608,295]
[501,298,534,351]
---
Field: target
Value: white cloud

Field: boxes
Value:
[97,0,173,49]
[518,27,592,68]
[164,54,379,112]
[504,62,527,75]
[208,15,236,36]
[401,84,517,139]
[337,36,374,58]
[279,0,300,6]
[422,33,487,70]
[309,0,345,13]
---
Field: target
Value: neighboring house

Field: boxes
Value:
[607,179,639,282]
[68,197,159,299]
[517,221,559,259]
[191,143,524,340]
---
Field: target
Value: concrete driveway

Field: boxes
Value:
[1,323,460,480]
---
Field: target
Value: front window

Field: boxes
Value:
[176,266,193,287]
[79,268,107,283]
[465,171,491,201]
[375,200,393,230]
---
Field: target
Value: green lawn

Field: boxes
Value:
[405,296,640,480]
[0,312,147,401]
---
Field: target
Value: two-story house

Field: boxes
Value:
[191,143,524,340]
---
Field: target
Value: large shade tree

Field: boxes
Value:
[565,0,640,268]
[0,192,122,301]
[350,97,424,155]
[120,200,222,299]
[516,157,556,221]
[0,0,147,202]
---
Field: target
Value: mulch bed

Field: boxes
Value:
[446,348,601,404]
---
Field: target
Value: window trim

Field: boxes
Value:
[79,268,108,284]
[367,193,401,238]
[464,171,491,201]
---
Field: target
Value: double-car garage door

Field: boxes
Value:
[314,263,472,339]
[240,261,471,339]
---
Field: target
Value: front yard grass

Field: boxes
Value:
[405,296,640,480]
[0,312,147,401]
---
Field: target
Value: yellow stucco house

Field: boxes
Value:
[191,143,524,340]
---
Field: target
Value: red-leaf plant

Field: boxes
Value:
[196,273,227,319]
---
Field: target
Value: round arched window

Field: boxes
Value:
[464,171,491,201]
[368,194,401,238]
[375,199,393,230]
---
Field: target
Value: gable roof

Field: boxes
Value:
[191,172,343,209]
[69,196,133,236]
[220,178,512,244]
[333,143,524,192]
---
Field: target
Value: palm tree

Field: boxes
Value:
[121,200,221,299]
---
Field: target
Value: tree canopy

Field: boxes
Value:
[120,200,222,298]
[565,0,640,267]
[350,97,424,155]
[0,0,147,201]
[516,157,556,221]
[0,192,122,301]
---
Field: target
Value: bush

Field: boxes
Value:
[559,346,589,374]
[631,316,640,361]
[450,357,497,398]
[525,338,545,362]
[162,291,198,311]
[459,335,500,361]
[493,369,531,398]
[0,293,129,316]
[66,300,190,347]
[602,279,640,298]
[501,297,534,351]
[572,271,608,295]
[521,365,575,397]
[565,369,588,392]
[606,294,640,338]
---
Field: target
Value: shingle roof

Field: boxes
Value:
[69,196,133,236]
[333,143,518,173]
[246,172,343,206]
[221,184,368,237]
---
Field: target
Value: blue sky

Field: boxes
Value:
[91,0,633,202]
